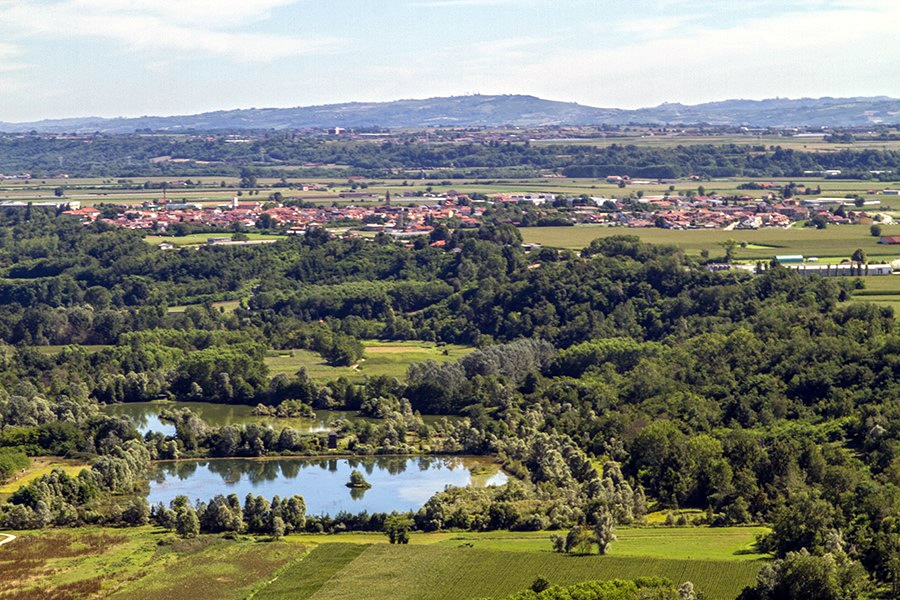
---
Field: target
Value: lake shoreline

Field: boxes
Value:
[149,453,502,465]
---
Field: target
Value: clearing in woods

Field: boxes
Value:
[264,340,473,382]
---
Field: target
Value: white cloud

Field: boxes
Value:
[474,2,900,106]
[411,0,528,7]
[0,1,340,62]
[68,0,300,27]
[0,42,25,72]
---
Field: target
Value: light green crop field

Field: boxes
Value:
[842,275,900,309]
[265,341,474,382]
[522,223,900,261]
[145,233,286,247]
[168,299,243,313]
[430,527,767,561]
[32,344,112,355]
[0,457,87,496]
[262,541,765,600]
[252,543,368,600]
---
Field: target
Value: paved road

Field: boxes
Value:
[0,533,16,547]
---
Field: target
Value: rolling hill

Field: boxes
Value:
[1,94,897,133]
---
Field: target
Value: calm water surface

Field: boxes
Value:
[102,401,370,436]
[146,456,507,515]
[104,401,454,437]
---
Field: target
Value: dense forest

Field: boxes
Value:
[1,133,899,180]
[0,210,896,598]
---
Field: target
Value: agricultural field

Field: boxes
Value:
[3,175,899,209]
[0,457,87,497]
[265,341,474,382]
[145,233,286,247]
[168,299,243,314]
[0,527,301,600]
[522,223,900,261]
[841,274,900,310]
[530,134,900,152]
[32,344,112,356]
[0,526,766,600]
[259,528,768,600]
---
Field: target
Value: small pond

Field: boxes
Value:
[146,456,507,515]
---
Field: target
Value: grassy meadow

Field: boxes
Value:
[265,340,474,382]
[0,526,767,600]
[145,233,286,247]
[261,528,768,600]
[0,457,87,497]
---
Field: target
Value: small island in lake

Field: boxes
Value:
[346,469,372,489]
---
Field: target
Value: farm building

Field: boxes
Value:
[785,264,893,276]
[775,255,804,264]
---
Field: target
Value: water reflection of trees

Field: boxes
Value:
[349,486,367,501]
[151,456,479,490]
[204,459,281,485]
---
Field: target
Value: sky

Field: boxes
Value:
[0,0,898,122]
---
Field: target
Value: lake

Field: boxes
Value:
[102,401,371,437]
[103,401,455,437]
[146,456,507,515]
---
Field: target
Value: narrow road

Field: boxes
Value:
[0,533,16,547]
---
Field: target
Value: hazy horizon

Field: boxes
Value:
[2,93,899,125]
[1,1,898,122]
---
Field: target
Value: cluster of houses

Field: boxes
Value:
[57,184,897,237]
[61,195,482,238]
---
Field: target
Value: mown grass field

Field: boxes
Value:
[145,233,286,247]
[840,274,900,310]
[167,299,243,313]
[0,457,87,496]
[522,223,900,260]
[265,341,474,382]
[32,344,111,356]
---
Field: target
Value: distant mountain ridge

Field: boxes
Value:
[1,95,898,133]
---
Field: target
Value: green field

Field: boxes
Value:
[32,344,112,356]
[265,341,474,382]
[259,536,766,600]
[530,134,900,152]
[522,223,900,260]
[145,233,286,247]
[4,174,899,211]
[252,543,368,600]
[0,526,766,600]
[0,457,87,496]
[168,299,243,313]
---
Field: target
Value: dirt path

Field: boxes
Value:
[0,533,16,547]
